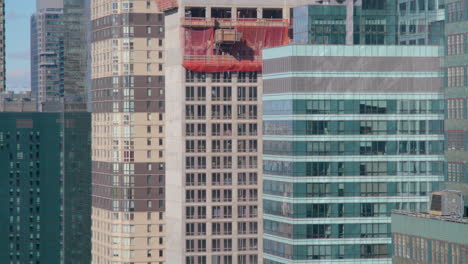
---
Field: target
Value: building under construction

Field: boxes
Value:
[156,0,398,263]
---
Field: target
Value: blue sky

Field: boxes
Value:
[5,0,36,91]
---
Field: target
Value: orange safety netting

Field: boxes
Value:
[155,0,178,12]
[182,22,289,73]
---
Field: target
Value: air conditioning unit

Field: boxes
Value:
[429,190,464,218]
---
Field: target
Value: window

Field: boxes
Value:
[212,239,221,252]
[360,244,388,258]
[224,239,232,251]
[360,183,387,196]
[306,246,332,260]
[212,223,221,235]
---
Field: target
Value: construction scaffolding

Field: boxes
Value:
[181,18,289,72]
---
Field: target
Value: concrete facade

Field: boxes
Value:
[161,1,370,264]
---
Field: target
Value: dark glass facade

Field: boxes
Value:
[293,1,398,45]
[0,112,91,264]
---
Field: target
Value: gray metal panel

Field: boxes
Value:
[263,56,441,74]
[263,77,442,94]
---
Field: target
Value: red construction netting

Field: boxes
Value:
[155,0,178,12]
[182,21,289,72]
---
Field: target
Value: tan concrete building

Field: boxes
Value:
[90,0,166,263]
[157,1,314,263]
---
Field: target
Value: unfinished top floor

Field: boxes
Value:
[170,0,364,19]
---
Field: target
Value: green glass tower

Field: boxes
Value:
[0,112,91,264]
[262,45,444,263]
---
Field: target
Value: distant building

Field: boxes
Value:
[293,0,399,45]
[397,0,445,45]
[392,190,468,263]
[0,91,36,112]
[30,6,64,111]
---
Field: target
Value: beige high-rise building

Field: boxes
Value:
[156,1,312,263]
[90,1,166,263]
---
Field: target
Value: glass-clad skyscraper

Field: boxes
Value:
[293,0,398,45]
[262,45,445,263]
[30,7,64,111]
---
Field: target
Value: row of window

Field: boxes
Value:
[447,33,466,56]
[264,181,435,198]
[263,120,444,136]
[186,140,258,153]
[185,221,258,236]
[264,240,388,260]
[447,1,468,23]
[264,220,390,239]
[394,233,468,264]
[186,172,258,186]
[399,0,438,16]
[92,75,164,90]
[186,70,258,83]
[185,105,257,120]
[447,162,468,183]
[264,200,428,218]
[186,123,257,137]
[109,248,163,258]
[186,254,258,264]
[185,189,258,203]
[186,238,258,252]
[186,86,258,101]
[185,156,258,170]
[110,199,164,211]
[185,205,258,219]
[264,100,444,115]
[446,66,466,88]
[109,224,164,233]
[264,140,444,156]
[263,160,445,177]
[447,130,468,151]
[447,98,468,119]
